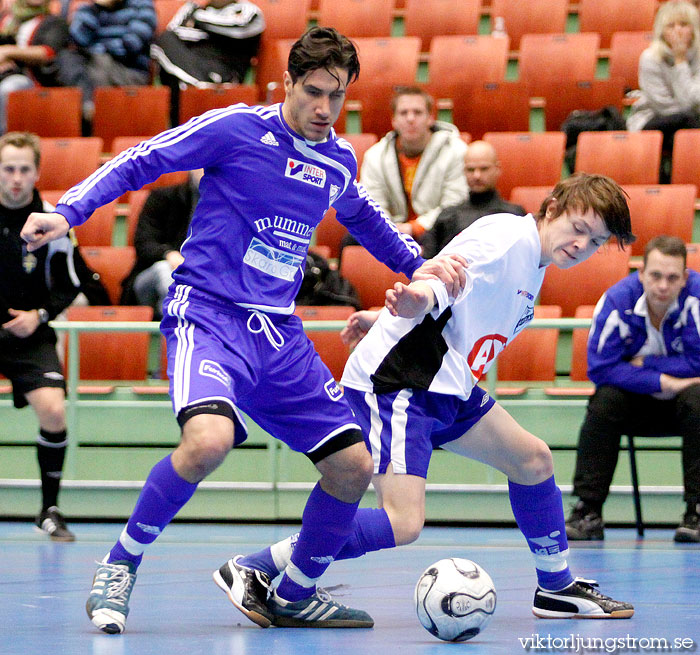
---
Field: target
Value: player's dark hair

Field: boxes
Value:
[287,26,360,86]
[391,86,434,115]
[536,172,636,248]
[644,235,687,267]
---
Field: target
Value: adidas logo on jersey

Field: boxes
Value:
[260,131,279,146]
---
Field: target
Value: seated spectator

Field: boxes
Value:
[57,0,156,121]
[121,169,202,317]
[0,131,80,541]
[566,235,700,543]
[357,85,467,241]
[151,0,264,125]
[421,140,526,258]
[0,0,70,132]
[627,0,700,182]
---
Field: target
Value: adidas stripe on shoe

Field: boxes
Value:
[268,588,374,628]
[533,578,634,619]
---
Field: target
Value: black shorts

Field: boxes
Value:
[0,330,65,409]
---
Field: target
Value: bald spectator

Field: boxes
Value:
[421,141,526,257]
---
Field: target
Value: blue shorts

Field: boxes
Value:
[161,285,360,454]
[343,385,495,478]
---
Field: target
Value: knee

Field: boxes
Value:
[176,415,234,480]
[389,511,424,546]
[36,400,66,433]
[318,443,374,502]
[337,446,374,492]
[513,438,554,485]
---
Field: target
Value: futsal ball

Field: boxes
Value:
[414,558,496,642]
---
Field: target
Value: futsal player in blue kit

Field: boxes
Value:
[20,27,466,634]
[231,174,638,623]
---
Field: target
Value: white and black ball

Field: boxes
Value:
[414,558,496,642]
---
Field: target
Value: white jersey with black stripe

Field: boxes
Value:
[341,213,546,400]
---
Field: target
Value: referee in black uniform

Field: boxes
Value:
[0,132,80,541]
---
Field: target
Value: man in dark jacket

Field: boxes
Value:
[421,140,526,257]
[121,169,202,317]
[0,132,80,541]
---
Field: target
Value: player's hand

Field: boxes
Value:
[660,374,700,394]
[20,212,70,252]
[341,309,381,347]
[412,254,467,299]
[2,308,40,338]
[165,250,185,270]
[386,281,435,318]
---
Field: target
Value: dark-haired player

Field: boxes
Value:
[21,26,465,633]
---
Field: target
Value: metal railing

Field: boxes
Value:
[34,317,591,477]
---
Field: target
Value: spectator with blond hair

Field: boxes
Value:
[627,0,700,180]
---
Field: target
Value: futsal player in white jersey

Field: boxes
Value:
[20,27,466,634]
[232,173,638,622]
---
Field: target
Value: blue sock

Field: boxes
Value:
[336,507,396,560]
[276,483,359,602]
[509,476,574,591]
[239,546,283,581]
[241,507,396,580]
[107,455,198,568]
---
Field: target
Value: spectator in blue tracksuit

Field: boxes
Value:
[566,235,700,543]
[57,0,156,119]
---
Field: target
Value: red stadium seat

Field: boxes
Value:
[623,184,697,257]
[294,305,355,380]
[37,137,104,192]
[483,132,565,200]
[7,87,82,137]
[575,131,663,185]
[490,0,569,51]
[65,305,153,381]
[79,246,137,305]
[93,86,171,152]
[404,0,481,50]
[339,245,409,310]
[539,245,630,317]
[577,0,655,49]
[178,85,259,124]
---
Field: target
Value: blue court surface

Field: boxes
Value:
[1,522,697,655]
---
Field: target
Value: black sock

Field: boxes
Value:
[580,499,603,516]
[36,429,67,511]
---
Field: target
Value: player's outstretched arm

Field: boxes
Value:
[21,212,70,252]
[386,281,436,318]
[341,309,381,348]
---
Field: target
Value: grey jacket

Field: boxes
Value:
[359,121,468,232]
[627,44,700,131]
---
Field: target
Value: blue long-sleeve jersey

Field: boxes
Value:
[56,103,423,312]
[587,270,700,394]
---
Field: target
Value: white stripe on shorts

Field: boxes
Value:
[390,389,412,474]
[365,391,382,473]
[168,285,195,413]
